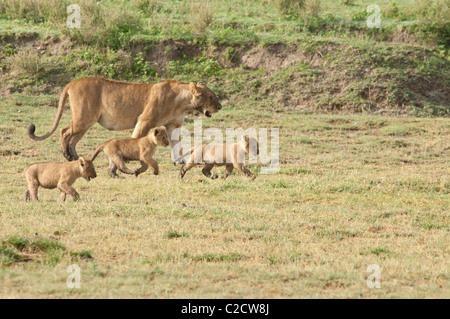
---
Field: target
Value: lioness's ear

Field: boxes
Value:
[197,81,206,87]
[189,82,202,97]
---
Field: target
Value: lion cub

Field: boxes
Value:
[175,136,259,179]
[24,157,97,202]
[90,126,169,178]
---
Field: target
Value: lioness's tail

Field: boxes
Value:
[173,147,194,165]
[28,83,70,141]
[90,143,107,162]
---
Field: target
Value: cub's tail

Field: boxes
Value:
[90,143,107,161]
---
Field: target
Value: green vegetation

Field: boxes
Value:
[0,0,448,114]
[0,0,448,298]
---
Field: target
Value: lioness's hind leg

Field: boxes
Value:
[25,189,30,202]
[68,128,89,161]
[60,125,72,161]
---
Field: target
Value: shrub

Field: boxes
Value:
[271,0,321,18]
[304,0,321,17]
[62,0,142,49]
[8,47,43,74]
[0,0,68,24]
[271,0,305,15]
[189,2,214,35]
[414,0,450,51]
[133,0,161,16]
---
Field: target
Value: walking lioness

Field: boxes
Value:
[28,78,222,161]
[90,127,169,178]
[175,136,259,179]
[24,157,97,202]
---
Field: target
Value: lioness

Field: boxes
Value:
[90,126,169,178]
[175,136,259,179]
[24,157,97,202]
[28,78,222,161]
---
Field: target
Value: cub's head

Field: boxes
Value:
[243,136,259,156]
[79,157,97,182]
[189,82,222,118]
[152,126,170,147]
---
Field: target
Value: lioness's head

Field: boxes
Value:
[152,126,170,147]
[79,157,97,182]
[243,136,259,156]
[189,82,222,118]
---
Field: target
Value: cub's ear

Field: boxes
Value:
[79,156,86,167]
[189,82,202,97]
[154,128,159,136]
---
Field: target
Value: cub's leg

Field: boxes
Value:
[142,155,159,175]
[108,157,120,179]
[179,162,196,179]
[25,176,39,201]
[233,163,256,179]
[25,189,31,202]
[202,164,218,179]
[134,161,149,177]
[108,153,135,176]
[57,182,80,201]
[222,164,234,179]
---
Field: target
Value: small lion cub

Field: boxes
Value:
[24,157,97,202]
[90,126,170,178]
[175,136,259,180]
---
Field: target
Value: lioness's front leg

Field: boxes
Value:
[132,117,157,139]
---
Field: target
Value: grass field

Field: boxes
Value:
[0,0,449,299]
[0,94,448,298]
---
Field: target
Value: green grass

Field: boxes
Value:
[0,96,448,298]
[0,0,448,298]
